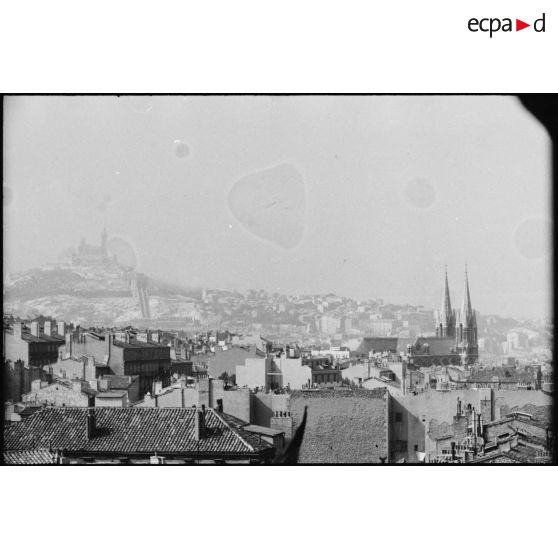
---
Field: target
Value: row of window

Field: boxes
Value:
[125,361,170,374]
[313,373,340,383]
[29,344,58,354]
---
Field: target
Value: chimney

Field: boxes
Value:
[57,321,66,336]
[107,333,113,361]
[4,402,15,421]
[402,360,406,396]
[86,408,96,440]
[72,378,82,393]
[85,357,96,381]
[472,407,478,440]
[194,407,205,441]
[12,322,22,339]
[65,332,73,356]
[30,321,40,337]
[44,321,52,336]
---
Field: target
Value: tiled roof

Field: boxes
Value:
[3,449,55,464]
[19,406,43,417]
[95,391,127,399]
[291,387,388,400]
[3,407,274,457]
[106,376,138,390]
[469,367,534,383]
[354,338,398,354]
[19,331,64,345]
[472,443,551,464]
[46,332,65,342]
[414,337,457,356]
[215,412,278,452]
[113,339,168,349]
[243,425,284,437]
[470,450,525,464]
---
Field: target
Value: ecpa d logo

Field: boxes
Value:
[468,13,546,37]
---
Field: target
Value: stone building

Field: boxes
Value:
[21,377,96,407]
[65,328,171,397]
[136,377,252,423]
[236,355,311,390]
[387,388,553,463]
[207,345,265,379]
[3,321,65,368]
[3,360,47,404]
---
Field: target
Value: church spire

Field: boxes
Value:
[461,264,473,321]
[441,265,452,320]
[457,264,479,365]
[436,266,455,338]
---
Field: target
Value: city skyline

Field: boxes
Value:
[3,95,552,320]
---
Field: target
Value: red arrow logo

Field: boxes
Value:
[516,19,530,31]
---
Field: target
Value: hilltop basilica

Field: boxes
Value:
[71,228,115,266]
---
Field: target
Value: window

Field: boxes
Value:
[395,412,403,423]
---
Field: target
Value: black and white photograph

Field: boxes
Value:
[2,95,553,465]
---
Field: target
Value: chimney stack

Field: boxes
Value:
[194,407,206,441]
[4,402,15,421]
[86,408,96,440]
[65,332,73,356]
[30,321,40,337]
[58,321,66,336]
[44,321,52,336]
[472,407,477,437]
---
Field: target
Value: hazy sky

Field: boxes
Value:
[3,95,552,319]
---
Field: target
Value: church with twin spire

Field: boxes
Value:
[434,266,479,365]
[407,266,479,367]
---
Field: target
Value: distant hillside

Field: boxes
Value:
[4,267,130,299]
[3,263,203,326]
